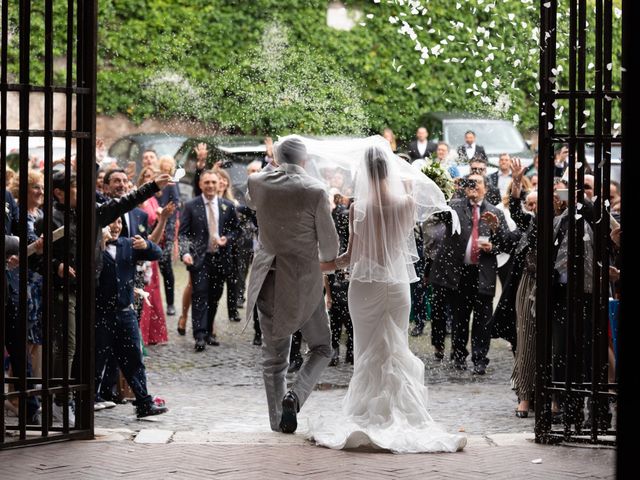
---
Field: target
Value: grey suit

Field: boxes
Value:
[246,163,339,431]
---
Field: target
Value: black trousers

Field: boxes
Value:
[159,251,175,307]
[451,265,494,367]
[95,308,152,407]
[289,330,303,362]
[410,257,428,330]
[431,284,453,351]
[328,283,352,353]
[190,253,226,339]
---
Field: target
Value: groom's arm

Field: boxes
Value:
[315,190,339,263]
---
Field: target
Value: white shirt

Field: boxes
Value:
[497,172,513,197]
[123,212,131,236]
[106,244,117,260]
[464,143,476,160]
[417,140,428,157]
[464,200,483,265]
[202,194,220,236]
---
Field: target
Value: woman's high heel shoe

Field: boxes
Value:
[515,410,529,418]
[177,316,187,336]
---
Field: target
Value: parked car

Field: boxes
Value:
[107,133,188,178]
[420,112,534,175]
[584,142,621,184]
[173,136,266,201]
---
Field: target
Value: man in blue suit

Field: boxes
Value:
[96,217,167,418]
[179,170,240,351]
[98,168,149,405]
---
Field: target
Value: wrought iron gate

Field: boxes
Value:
[1,0,97,448]
[536,0,623,445]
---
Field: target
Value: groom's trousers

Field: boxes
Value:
[257,270,332,431]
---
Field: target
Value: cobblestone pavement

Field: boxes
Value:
[93,262,527,435]
[2,263,616,478]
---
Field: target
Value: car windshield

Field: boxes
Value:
[150,138,185,158]
[444,121,527,154]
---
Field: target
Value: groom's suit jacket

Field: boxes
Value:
[245,163,339,338]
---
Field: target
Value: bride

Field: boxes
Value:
[291,135,466,453]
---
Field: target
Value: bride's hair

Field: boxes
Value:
[364,146,388,181]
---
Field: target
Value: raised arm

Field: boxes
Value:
[96,174,172,227]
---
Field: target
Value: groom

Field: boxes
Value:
[246,137,339,433]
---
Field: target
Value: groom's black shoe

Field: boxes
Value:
[280,390,300,434]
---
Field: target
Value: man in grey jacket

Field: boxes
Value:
[246,137,339,433]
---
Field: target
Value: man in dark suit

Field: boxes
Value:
[96,217,167,418]
[407,126,437,160]
[488,153,513,198]
[430,173,513,375]
[103,168,149,238]
[179,169,240,351]
[456,130,487,162]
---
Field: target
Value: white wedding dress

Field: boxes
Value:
[308,151,466,453]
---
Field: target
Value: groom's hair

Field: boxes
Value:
[365,146,388,181]
[274,138,307,166]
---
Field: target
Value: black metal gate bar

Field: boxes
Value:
[17,0,33,442]
[535,0,557,441]
[617,0,631,473]
[0,0,10,447]
[40,0,56,439]
[75,0,98,432]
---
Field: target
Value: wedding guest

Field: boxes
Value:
[456,130,487,162]
[382,127,397,153]
[407,126,437,160]
[553,144,569,177]
[136,167,174,345]
[179,170,240,351]
[24,171,45,382]
[489,153,513,197]
[434,141,461,178]
[430,173,513,374]
[4,188,41,425]
[214,167,242,323]
[95,217,168,418]
[96,168,106,195]
[142,148,159,169]
[452,157,501,205]
[325,193,353,365]
[157,155,181,316]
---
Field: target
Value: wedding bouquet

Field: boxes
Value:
[421,159,455,201]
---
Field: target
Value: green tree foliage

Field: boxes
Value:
[4,0,622,141]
